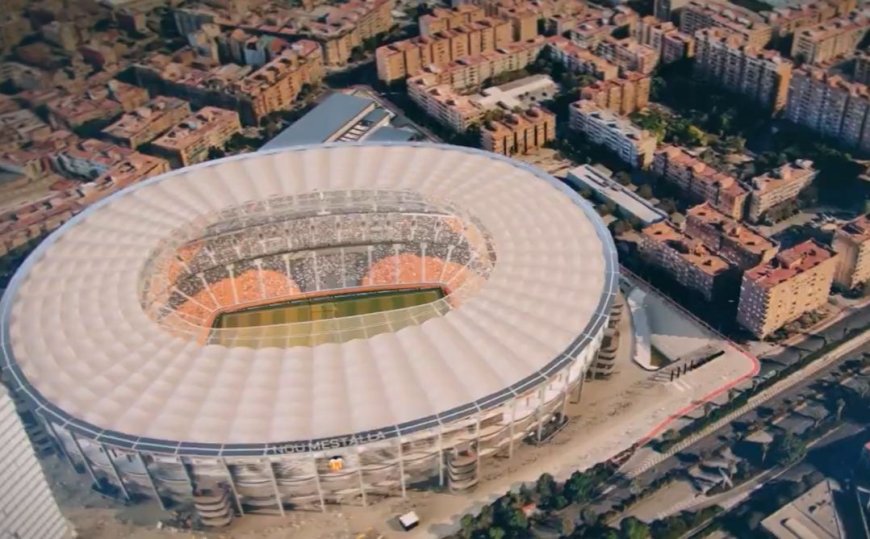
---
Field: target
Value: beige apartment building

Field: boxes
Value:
[546,37,620,81]
[415,36,548,93]
[420,5,487,36]
[832,214,870,290]
[686,202,778,270]
[652,145,748,219]
[785,67,870,153]
[791,9,868,65]
[639,220,730,301]
[151,107,242,168]
[594,37,660,75]
[480,107,556,156]
[737,240,837,338]
[408,72,556,132]
[101,96,191,149]
[633,16,695,65]
[762,0,854,39]
[694,28,793,112]
[306,0,394,66]
[569,100,657,169]
[747,159,817,223]
[580,72,651,116]
[237,45,324,124]
[376,17,514,83]
[680,0,773,49]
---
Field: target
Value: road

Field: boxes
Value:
[591,336,870,521]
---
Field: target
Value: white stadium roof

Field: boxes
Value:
[0,143,617,456]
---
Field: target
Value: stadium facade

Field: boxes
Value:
[0,143,618,514]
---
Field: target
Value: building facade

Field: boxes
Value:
[639,220,730,300]
[737,240,837,338]
[785,67,870,153]
[580,73,651,116]
[633,16,695,64]
[569,100,658,168]
[652,145,748,219]
[0,386,71,539]
[790,9,868,65]
[747,160,817,223]
[680,0,773,49]
[480,107,556,155]
[832,213,870,290]
[151,107,242,168]
[694,28,793,113]
[101,96,192,149]
[546,37,620,81]
[686,202,777,270]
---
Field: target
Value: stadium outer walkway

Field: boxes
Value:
[285,275,759,539]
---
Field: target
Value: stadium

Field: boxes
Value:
[0,143,617,515]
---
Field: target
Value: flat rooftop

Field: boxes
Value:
[260,93,376,150]
[745,239,835,288]
[566,164,666,225]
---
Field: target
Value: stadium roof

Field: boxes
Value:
[0,143,618,456]
[259,93,376,150]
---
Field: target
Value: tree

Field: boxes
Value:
[535,473,557,508]
[638,184,653,199]
[614,171,632,186]
[459,514,475,539]
[563,470,595,503]
[487,526,506,539]
[769,432,806,466]
[619,516,651,539]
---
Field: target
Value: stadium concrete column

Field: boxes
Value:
[69,431,100,488]
[396,436,407,498]
[100,443,131,501]
[137,453,166,510]
[560,365,573,418]
[535,386,547,442]
[312,459,326,512]
[508,397,517,459]
[264,459,285,516]
[41,415,79,473]
[221,458,245,516]
[474,414,482,479]
[179,458,196,496]
[437,426,445,487]
[356,461,368,507]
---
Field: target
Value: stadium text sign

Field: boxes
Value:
[267,431,388,454]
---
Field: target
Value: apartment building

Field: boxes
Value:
[694,28,793,112]
[762,0,854,39]
[594,37,660,75]
[580,72,651,116]
[791,9,869,65]
[653,0,689,22]
[569,100,658,168]
[785,67,870,153]
[101,96,192,149]
[737,240,837,338]
[151,107,242,168]
[236,45,324,124]
[305,0,394,66]
[686,202,778,270]
[546,37,620,81]
[480,107,556,156]
[855,50,870,85]
[45,81,150,130]
[375,17,514,83]
[0,109,52,151]
[50,138,157,180]
[652,145,748,219]
[680,0,773,49]
[417,36,549,92]
[639,220,731,301]
[832,213,870,289]
[747,159,817,223]
[420,5,487,36]
[633,16,695,64]
[408,72,557,132]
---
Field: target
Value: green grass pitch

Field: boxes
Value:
[210,287,445,347]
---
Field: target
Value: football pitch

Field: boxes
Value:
[210,287,445,347]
